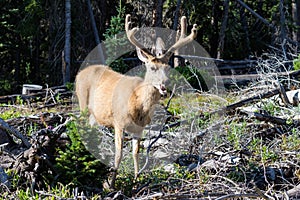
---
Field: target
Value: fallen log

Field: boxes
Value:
[240,110,288,125]
[0,85,72,104]
[209,88,282,116]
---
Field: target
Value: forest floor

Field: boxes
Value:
[0,67,300,199]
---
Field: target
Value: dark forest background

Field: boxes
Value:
[1,0,300,95]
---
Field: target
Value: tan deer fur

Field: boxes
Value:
[75,14,197,188]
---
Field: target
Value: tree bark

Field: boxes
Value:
[172,0,181,31]
[156,0,163,27]
[239,4,251,57]
[236,0,275,30]
[217,0,229,59]
[63,0,71,84]
[292,0,300,43]
[87,0,105,64]
[297,0,300,42]
[279,0,287,58]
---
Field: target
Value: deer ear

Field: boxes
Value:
[136,47,155,63]
[155,37,165,57]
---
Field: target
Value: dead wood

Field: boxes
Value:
[285,89,300,106]
[220,88,281,114]
[286,184,300,198]
[0,112,71,191]
[0,118,31,148]
[278,82,292,106]
[236,0,275,30]
[240,110,288,125]
[0,85,72,105]
[289,69,300,79]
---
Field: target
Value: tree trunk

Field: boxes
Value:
[239,5,251,57]
[217,0,229,59]
[292,0,300,43]
[297,0,300,42]
[172,0,181,30]
[63,0,71,84]
[236,0,275,30]
[32,27,40,83]
[156,0,163,27]
[15,40,21,92]
[279,0,287,59]
[87,0,105,64]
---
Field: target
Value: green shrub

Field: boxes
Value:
[293,54,300,70]
[175,66,214,91]
[55,119,108,188]
[103,0,129,73]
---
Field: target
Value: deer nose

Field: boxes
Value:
[160,84,167,96]
[160,85,166,92]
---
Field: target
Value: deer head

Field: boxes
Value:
[125,14,197,95]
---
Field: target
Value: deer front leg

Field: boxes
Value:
[132,135,141,179]
[110,127,124,189]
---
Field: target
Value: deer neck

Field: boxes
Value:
[128,81,160,127]
[137,81,160,107]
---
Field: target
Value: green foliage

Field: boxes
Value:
[0,80,11,94]
[249,138,278,163]
[103,1,125,37]
[109,58,129,74]
[175,66,214,91]
[226,120,246,150]
[0,107,22,120]
[262,100,280,116]
[16,188,39,200]
[55,120,108,187]
[16,95,24,105]
[65,82,74,91]
[260,145,278,163]
[281,128,300,151]
[103,0,129,73]
[115,165,193,196]
[293,54,300,70]
[25,62,33,83]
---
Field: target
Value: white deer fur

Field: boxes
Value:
[75,14,197,188]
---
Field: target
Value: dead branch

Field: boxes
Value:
[219,88,282,114]
[240,110,300,126]
[278,82,291,106]
[286,184,300,198]
[0,85,72,105]
[236,0,275,30]
[215,193,261,200]
[0,118,31,148]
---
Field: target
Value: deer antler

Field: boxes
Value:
[158,16,197,62]
[179,15,187,39]
[125,14,154,57]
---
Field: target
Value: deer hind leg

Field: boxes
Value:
[76,81,89,111]
[110,127,124,188]
[132,134,141,179]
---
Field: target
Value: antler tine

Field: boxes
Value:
[175,16,187,42]
[180,16,187,38]
[125,14,153,56]
[159,16,197,61]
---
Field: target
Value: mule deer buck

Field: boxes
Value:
[75,14,197,188]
